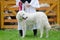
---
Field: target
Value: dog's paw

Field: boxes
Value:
[22,36,25,38]
[22,36,24,38]
[40,36,43,38]
[46,36,48,38]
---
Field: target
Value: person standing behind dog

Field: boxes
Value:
[16,0,40,37]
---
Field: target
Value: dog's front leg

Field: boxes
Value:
[22,21,26,38]
[22,26,26,38]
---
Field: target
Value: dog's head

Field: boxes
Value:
[17,11,28,21]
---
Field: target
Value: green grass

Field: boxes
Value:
[0,29,60,40]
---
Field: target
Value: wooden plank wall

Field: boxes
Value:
[0,1,17,29]
[0,0,60,29]
[39,0,60,25]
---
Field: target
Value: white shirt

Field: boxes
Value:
[16,0,40,13]
[29,0,40,8]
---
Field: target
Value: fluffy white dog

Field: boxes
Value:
[16,11,51,38]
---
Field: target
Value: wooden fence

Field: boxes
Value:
[0,0,60,29]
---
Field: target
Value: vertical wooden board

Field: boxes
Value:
[59,0,60,25]
[0,1,1,29]
[0,1,4,29]
[57,0,60,25]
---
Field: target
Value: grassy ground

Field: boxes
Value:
[0,29,60,40]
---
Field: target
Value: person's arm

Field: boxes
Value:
[22,4,25,11]
[16,0,25,11]
[16,0,20,6]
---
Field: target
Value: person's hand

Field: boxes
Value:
[26,4,30,7]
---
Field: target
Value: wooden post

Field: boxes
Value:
[0,1,4,29]
[0,1,1,29]
[57,0,60,25]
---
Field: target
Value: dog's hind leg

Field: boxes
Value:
[40,27,44,38]
[45,22,51,38]
[45,28,49,38]
[45,26,51,38]
[36,21,44,38]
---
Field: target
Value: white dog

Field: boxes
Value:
[16,11,51,38]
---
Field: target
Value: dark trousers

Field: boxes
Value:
[19,30,23,36]
[33,29,37,36]
[19,29,37,36]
